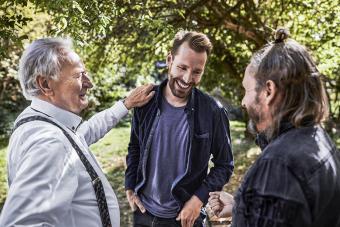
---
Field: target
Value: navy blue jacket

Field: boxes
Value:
[125,79,234,206]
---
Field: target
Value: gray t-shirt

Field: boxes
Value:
[140,96,189,218]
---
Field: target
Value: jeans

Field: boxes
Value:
[133,209,204,227]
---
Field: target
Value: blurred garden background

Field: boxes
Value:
[0,0,339,225]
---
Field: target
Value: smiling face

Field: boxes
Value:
[48,51,93,114]
[166,42,207,102]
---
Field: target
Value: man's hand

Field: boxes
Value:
[176,195,203,227]
[124,84,155,110]
[208,191,234,218]
[126,190,146,213]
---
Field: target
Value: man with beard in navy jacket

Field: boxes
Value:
[125,30,234,227]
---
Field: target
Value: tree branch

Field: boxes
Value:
[222,20,265,46]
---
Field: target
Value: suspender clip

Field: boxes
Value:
[92,177,101,186]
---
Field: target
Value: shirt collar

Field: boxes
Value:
[30,98,83,131]
[255,121,295,151]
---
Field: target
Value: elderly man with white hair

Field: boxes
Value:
[0,38,154,227]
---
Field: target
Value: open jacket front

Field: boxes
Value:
[125,79,234,206]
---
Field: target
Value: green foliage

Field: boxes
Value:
[42,0,340,118]
[0,145,8,210]
[0,2,50,138]
[0,0,339,138]
[0,1,30,58]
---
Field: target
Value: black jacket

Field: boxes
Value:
[125,79,234,206]
[233,123,340,227]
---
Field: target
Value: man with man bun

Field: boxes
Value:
[209,28,340,227]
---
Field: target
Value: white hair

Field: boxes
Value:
[18,37,73,100]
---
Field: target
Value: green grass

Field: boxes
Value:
[90,125,134,225]
[90,126,131,171]
[224,121,260,193]
[0,146,7,210]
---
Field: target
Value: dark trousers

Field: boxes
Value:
[133,209,204,227]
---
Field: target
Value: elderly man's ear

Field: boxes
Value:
[36,75,54,96]
[265,80,279,105]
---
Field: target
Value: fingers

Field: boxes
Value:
[145,90,155,100]
[208,191,223,217]
[124,83,155,109]
[217,204,233,218]
[180,214,186,227]
[126,190,145,213]
[181,218,187,227]
[209,200,222,211]
[128,199,137,212]
[186,218,195,227]
[209,191,221,199]
[210,204,223,217]
[208,191,234,218]
[181,216,194,227]
[134,195,146,213]
[138,83,154,94]
[208,191,221,209]
[177,211,196,227]
[219,192,234,205]
[209,191,234,205]
[144,83,154,92]
[208,197,220,205]
[137,90,155,107]
[138,84,155,106]
[126,191,137,212]
[188,218,195,227]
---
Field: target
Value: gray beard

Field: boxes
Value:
[248,118,275,141]
[247,119,258,136]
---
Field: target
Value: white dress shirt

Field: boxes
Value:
[0,98,128,227]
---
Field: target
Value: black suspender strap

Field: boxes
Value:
[13,116,112,227]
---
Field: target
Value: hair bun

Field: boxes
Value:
[274,27,289,43]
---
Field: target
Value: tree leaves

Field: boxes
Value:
[0,0,339,137]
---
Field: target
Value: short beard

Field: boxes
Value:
[247,119,258,136]
[247,118,275,142]
[263,126,275,141]
[247,107,276,141]
[168,72,194,99]
[246,102,260,135]
[245,93,274,140]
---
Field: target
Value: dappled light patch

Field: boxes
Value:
[246,147,261,158]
